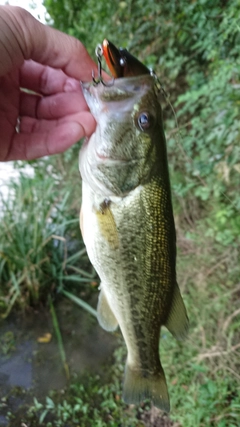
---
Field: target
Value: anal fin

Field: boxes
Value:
[165,283,189,340]
[97,288,118,332]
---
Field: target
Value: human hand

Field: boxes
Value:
[0,5,97,161]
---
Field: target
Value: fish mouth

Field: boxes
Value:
[102,39,122,78]
[96,151,138,164]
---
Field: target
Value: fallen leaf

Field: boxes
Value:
[37,333,52,343]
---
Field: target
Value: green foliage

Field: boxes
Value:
[25,345,141,427]
[160,225,240,425]
[0,165,95,317]
[44,0,240,239]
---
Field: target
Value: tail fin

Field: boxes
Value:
[123,363,170,412]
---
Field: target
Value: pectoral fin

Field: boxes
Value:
[165,283,189,340]
[97,288,118,332]
[95,199,119,249]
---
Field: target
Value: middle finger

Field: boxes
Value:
[20,90,88,119]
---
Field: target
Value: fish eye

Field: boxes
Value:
[137,112,152,131]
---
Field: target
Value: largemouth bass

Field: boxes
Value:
[79,48,188,412]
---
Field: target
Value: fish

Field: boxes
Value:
[79,43,188,412]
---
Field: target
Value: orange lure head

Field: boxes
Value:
[102,39,150,78]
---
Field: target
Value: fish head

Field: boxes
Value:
[79,75,164,196]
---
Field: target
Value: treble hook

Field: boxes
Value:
[92,44,103,85]
[92,44,114,87]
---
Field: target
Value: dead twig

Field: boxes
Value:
[196,342,240,361]
[223,308,240,333]
[222,282,240,299]
[224,366,240,382]
[203,253,231,280]
[210,413,236,423]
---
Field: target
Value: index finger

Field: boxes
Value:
[20,60,83,95]
[1,6,98,81]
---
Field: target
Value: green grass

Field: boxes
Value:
[0,331,16,356]
[161,220,240,426]
[0,166,96,318]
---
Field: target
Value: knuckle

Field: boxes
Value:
[45,96,57,119]
[21,117,41,133]
[39,67,51,94]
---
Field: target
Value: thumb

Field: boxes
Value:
[0,5,97,81]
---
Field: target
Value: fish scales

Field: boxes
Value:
[79,74,188,412]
